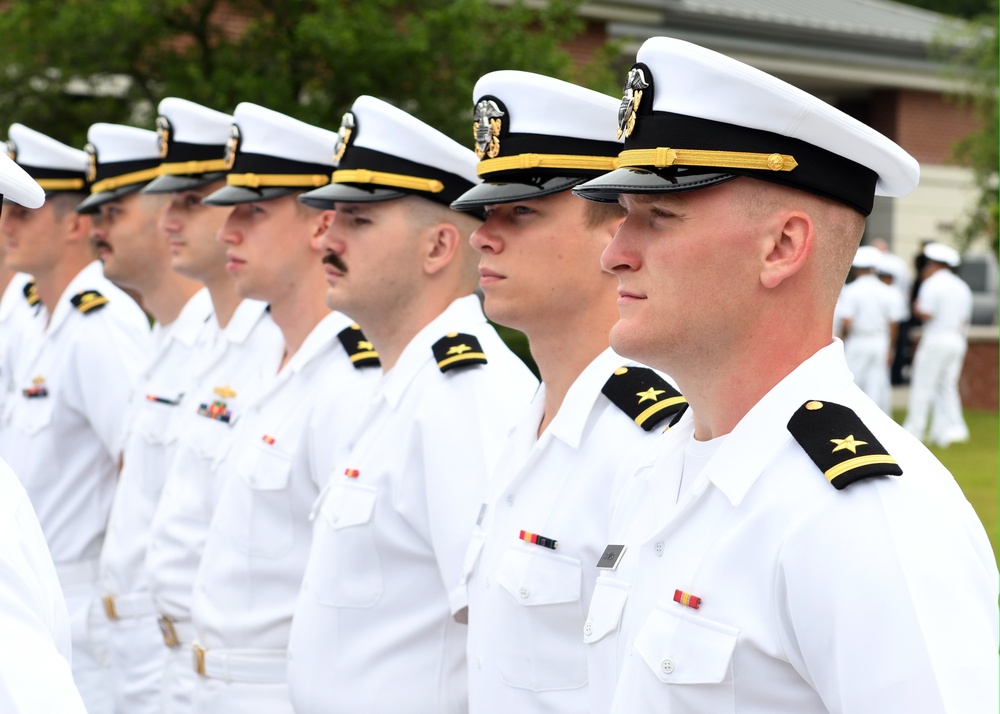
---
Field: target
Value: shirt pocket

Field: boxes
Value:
[9,391,53,437]
[223,440,294,558]
[492,545,588,692]
[311,482,382,608]
[130,400,180,495]
[629,603,738,712]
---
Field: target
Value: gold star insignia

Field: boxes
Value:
[447,344,472,356]
[357,340,374,351]
[830,435,868,454]
[636,387,666,404]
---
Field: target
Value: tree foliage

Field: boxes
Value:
[0,0,620,147]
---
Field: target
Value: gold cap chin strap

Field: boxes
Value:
[90,167,163,194]
[226,173,330,189]
[477,153,618,177]
[160,158,229,176]
[617,148,798,172]
[332,168,444,194]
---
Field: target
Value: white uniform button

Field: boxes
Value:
[661,658,675,675]
[506,494,514,506]
[654,541,664,556]
[583,620,594,636]
[518,586,529,599]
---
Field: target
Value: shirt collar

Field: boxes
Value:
[378,294,486,408]
[222,299,272,345]
[547,347,631,449]
[703,340,854,506]
[161,288,213,348]
[283,310,354,375]
[46,260,107,336]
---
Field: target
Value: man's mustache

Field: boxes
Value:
[322,252,348,273]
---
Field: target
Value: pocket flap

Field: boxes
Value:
[583,576,630,644]
[237,441,293,491]
[133,401,179,445]
[321,482,377,529]
[633,605,738,684]
[495,546,582,607]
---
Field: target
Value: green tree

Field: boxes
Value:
[0,0,619,147]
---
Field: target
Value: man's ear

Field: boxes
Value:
[64,211,92,245]
[759,211,815,289]
[309,210,336,250]
[422,222,460,276]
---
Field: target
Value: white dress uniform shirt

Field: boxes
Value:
[190,310,380,714]
[0,259,151,714]
[146,298,280,714]
[904,269,974,446]
[838,274,905,413]
[584,341,998,714]
[287,294,538,714]
[464,348,674,714]
[99,287,213,714]
[0,458,87,713]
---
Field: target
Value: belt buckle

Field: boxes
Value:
[158,616,179,648]
[192,644,207,676]
[102,595,118,620]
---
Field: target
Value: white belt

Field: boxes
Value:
[192,644,287,684]
[102,591,158,620]
[157,616,194,648]
[54,558,99,589]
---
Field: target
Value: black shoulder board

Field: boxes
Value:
[337,324,380,368]
[433,332,487,373]
[787,400,902,490]
[22,280,39,307]
[602,366,686,432]
[71,290,109,315]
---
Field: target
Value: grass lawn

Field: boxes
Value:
[895,409,999,562]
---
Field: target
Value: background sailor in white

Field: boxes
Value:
[94,101,225,714]
[0,256,35,413]
[838,245,905,413]
[0,122,152,714]
[0,142,88,714]
[143,98,283,714]
[189,103,380,714]
[903,242,974,447]
[573,37,997,714]
[287,96,537,714]
[449,71,683,714]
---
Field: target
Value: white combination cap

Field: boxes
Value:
[0,153,44,209]
[574,37,920,216]
[76,123,162,213]
[144,98,233,193]
[923,242,960,268]
[853,245,882,270]
[6,123,88,197]
[451,70,622,211]
[300,95,478,210]
[203,102,336,206]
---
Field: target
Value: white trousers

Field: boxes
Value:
[161,643,195,714]
[904,332,969,446]
[845,334,892,414]
[192,677,293,714]
[106,611,166,713]
[64,579,112,714]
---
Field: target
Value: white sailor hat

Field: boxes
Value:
[144,98,233,194]
[574,37,920,216]
[922,242,960,268]
[202,103,335,206]
[450,71,623,211]
[852,245,881,270]
[76,123,162,214]
[6,123,88,199]
[299,95,478,210]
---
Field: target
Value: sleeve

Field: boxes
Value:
[0,466,88,713]
[914,277,940,320]
[887,288,906,323]
[65,312,150,459]
[775,479,999,714]
[412,372,493,615]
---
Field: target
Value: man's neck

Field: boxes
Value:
[141,272,203,326]
[0,267,15,297]
[268,289,331,371]
[202,274,242,329]
[34,256,94,319]
[359,290,466,373]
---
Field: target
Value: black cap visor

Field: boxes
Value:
[572,167,737,203]
[298,182,406,210]
[451,177,585,212]
[75,182,149,214]
[202,184,298,206]
[143,171,227,195]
